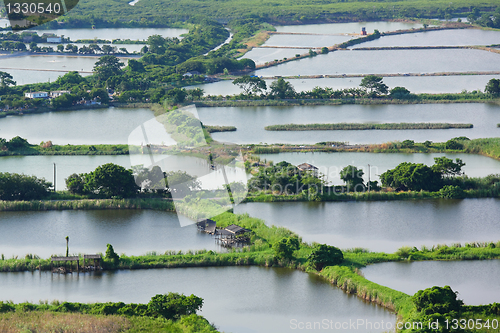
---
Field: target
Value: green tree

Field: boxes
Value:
[147,35,167,54]
[0,71,16,89]
[165,88,187,104]
[84,163,139,198]
[105,243,120,266]
[272,236,300,260]
[91,87,110,103]
[6,136,29,149]
[93,55,124,81]
[232,75,267,95]
[380,162,442,192]
[485,78,500,96]
[432,157,465,177]
[127,59,145,72]
[360,75,388,97]
[65,173,87,194]
[189,88,204,100]
[390,86,411,99]
[413,286,463,315]
[269,78,296,99]
[445,139,464,150]
[0,173,52,200]
[438,185,465,199]
[340,165,365,191]
[165,170,201,195]
[321,47,329,54]
[148,293,203,320]
[401,139,415,149]
[307,244,343,270]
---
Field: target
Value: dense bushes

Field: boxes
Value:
[0,293,204,320]
[307,244,343,270]
[0,172,52,201]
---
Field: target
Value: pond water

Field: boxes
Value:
[263,34,352,48]
[275,22,424,34]
[196,103,500,144]
[256,152,500,185]
[0,54,135,85]
[0,68,91,85]
[361,260,500,305]
[0,210,218,258]
[188,75,499,95]
[0,266,396,332]
[0,154,238,191]
[244,47,311,65]
[254,49,500,76]
[351,29,500,48]
[234,198,500,253]
[30,27,188,41]
[0,107,158,145]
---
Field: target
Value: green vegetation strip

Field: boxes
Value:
[204,125,237,133]
[265,123,473,131]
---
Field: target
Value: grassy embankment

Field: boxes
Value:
[0,312,216,333]
[251,138,500,161]
[204,125,237,133]
[265,123,473,131]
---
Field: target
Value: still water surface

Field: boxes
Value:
[263,34,352,48]
[197,103,500,144]
[31,27,188,41]
[0,266,396,332]
[234,199,500,253]
[275,22,424,34]
[255,49,500,76]
[351,28,500,48]
[0,210,217,258]
[362,260,500,305]
[0,107,157,144]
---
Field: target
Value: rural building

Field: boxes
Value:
[50,90,70,98]
[24,91,48,99]
[183,71,201,77]
[196,219,217,234]
[297,163,319,177]
[43,33,62,43]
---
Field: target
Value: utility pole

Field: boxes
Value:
[368,164,371,192]
[53,163,56,192]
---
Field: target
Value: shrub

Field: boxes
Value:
[413,286,463,315]
[307,244,343,270]
[438,185,465,199]
[445,139,464,150]
[147,293,203,320]
[272,236,300,260]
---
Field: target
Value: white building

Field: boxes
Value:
[47,37,62,43]
[50,90,70,98]
[25,91,48,99]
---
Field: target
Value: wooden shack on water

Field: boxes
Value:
[50,254,102,274]
[196,219,217,234]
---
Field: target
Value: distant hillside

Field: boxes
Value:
[53,0,499,28]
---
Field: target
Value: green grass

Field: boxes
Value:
[204,125,237,133]
[0,199,175,212]
[265,123,473,131]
